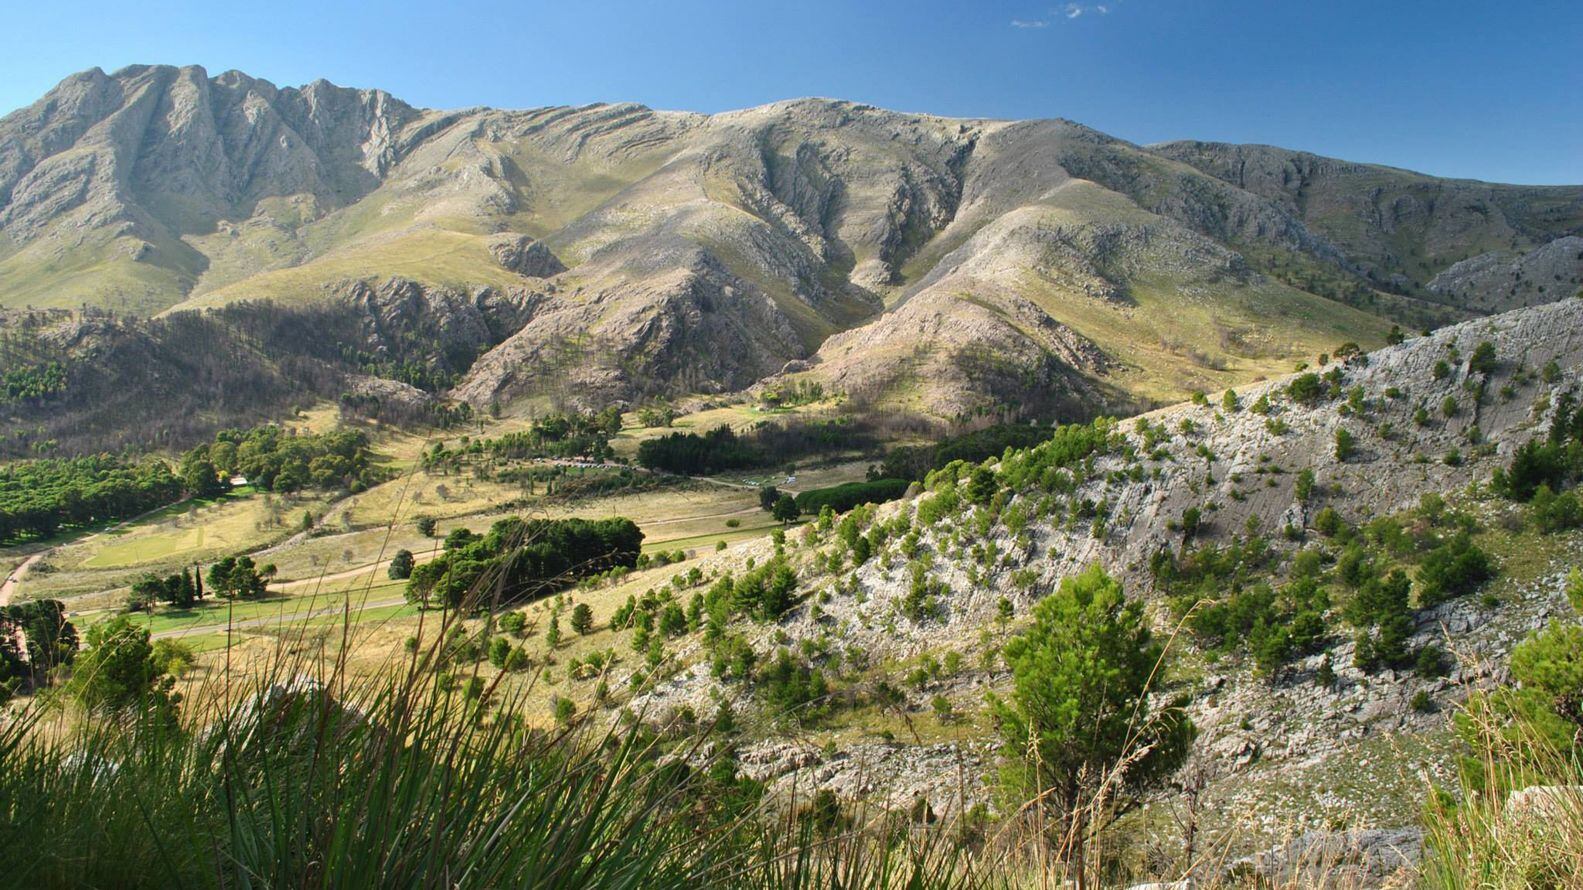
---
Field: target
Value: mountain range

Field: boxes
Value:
[2,64,1580,433]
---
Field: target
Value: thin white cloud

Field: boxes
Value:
[1065,2,1111,18]
[1011,2,1115,28]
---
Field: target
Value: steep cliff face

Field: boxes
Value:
[1,67,1580,423]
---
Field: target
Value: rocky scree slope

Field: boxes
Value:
[1427,234,1583,313]
[618,299,1583,855]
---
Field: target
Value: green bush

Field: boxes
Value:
[1468,341,1498,375]
[987,565,1192,873]
[1334,428,1356,461]
[1530,485,1583,533]
[388,549,414,580]
[1416,534,1494,607]
[1313,507,1345,537]
[1295,468,1316,503]
[1287,373,1327,405]
[1348,569,1415,670]
[755,648,830,722]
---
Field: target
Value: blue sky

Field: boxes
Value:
[2,0,1579,184]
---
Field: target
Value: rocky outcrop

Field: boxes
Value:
[341,374,435,415]
[0,64,422,242]
[487,233,565,278]
[610,299,1583,856]
[452,248,809,408]
[736,739,995,820]
[1227,828,1421,888]
[332,276,541,372]
[1427,235,1583,312]
[1152,140,1583,294]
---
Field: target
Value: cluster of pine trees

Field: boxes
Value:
[0,600,76,697]
[189,425,384,493]
[421,409,622,474]
[407,517,643,610]
[129,557,277,611]
[0,456,183,542]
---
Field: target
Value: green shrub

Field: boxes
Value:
[1416,534,1494,607]
[1334,428,1356,461]
[1287,373,1326,405]
[388,549,414,580]
[1416,644,1447,678]
[1469,341,1498,375]
[1295,468,1316,503]
[1530,485,1583,533]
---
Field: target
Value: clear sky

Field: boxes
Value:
[2,0,1579,184]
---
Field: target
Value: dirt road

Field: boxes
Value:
[0,551,46,607]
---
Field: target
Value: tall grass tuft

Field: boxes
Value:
[1421,694,1583,888]
[0,601,1007,889]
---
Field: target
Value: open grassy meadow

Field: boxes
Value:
[7,401,855,667]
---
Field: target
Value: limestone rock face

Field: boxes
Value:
[1227,828,1422,888]
[0,64,419,240]
[1152,140,1583,294]
[333,276,539,370]
[619,299,1583,860]
[1428,235,1583,312]
[452,248,808,409]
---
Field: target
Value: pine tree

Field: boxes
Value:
[986,565,1193,887]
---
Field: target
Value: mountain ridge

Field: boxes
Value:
[2,65,1580,435]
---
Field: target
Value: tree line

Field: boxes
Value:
[0,455,183,542]
[789,478,909,516]
[871,422,1053,482]
[637,418,876,476]
[129,557,277,611]
[407,516,644,611]
[0,421,384,545]
[198,424,384,493]
[421,408,623,475]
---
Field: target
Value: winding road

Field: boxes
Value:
[0,551,45,607]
